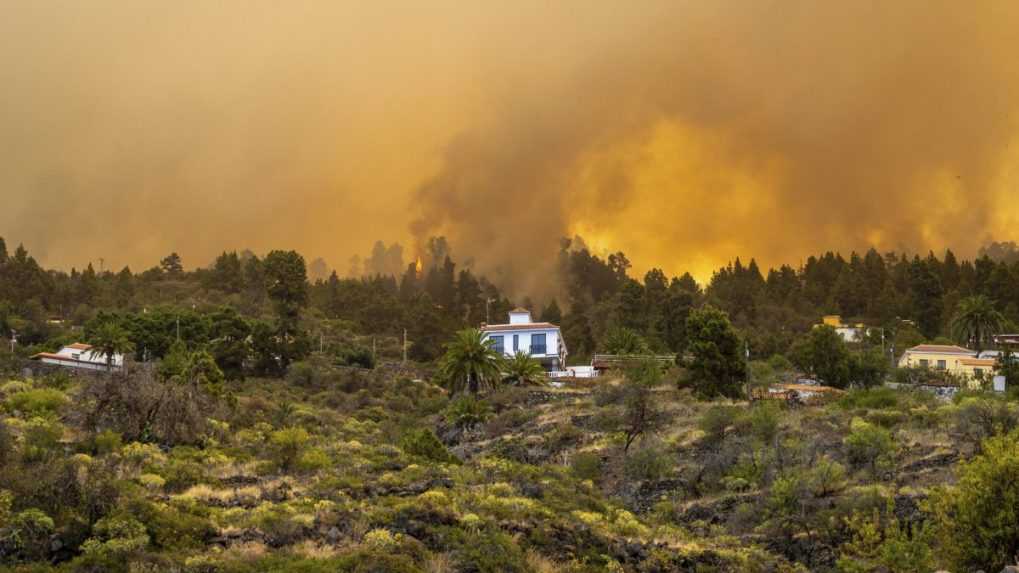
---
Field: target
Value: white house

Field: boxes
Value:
[31,342,123,372]
[481,308,567,372]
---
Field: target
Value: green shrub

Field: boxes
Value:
[4,508,55,561]
[837,507,933,573]
[844,418,895,476]
[807,456,847,497]
[764,473,808,537]
[94,429,123,456]
[444,396,491,430]
[21,418,63,462]
[4,388,68,416]
[399,429,460,464]
[339,346,375,369]
[571,452,604,482]
[453,528,528,573]
[699,405,740,445]
[624,445,672,481]
[270,427,310,471]
[926,427,1019,571]
[866,409,907,428]
[838,387,900,411]
[134,500,215,551]
[953,396,1019,452]
[78,514,150,569]
[296,447,332,472]
[744,401,781,443]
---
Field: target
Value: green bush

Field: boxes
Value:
[270,427,311,471]
[443,396,491,430]
[453,528,528,573]
[865,409,907,428]
[837,507,933,573]
[296,447,332,472]
[624,445,672,481]
[3,508,55,561]
[399,429,460,464]
[571,452,604,482]
[838,387,900,411]
[807,456,847,497]
[926,427,1019,571]
[78,514,150,569]
[952,396,1019,452]
[4,388,68,416]
[744,401,781,443]
[21,418,63,462]
[698,405,740,445]
[844,418,895,476]
[133,500,215,551]
[93,429,123,456]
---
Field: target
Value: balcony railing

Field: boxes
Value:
[529,345,547,355]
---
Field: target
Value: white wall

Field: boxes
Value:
[508,311,532,325]
[483,328,559,357]
[39,357,115,371]
[54,346,123,367]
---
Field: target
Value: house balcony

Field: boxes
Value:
[529,344,547,356]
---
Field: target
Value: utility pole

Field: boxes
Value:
[744,339,751,400]
[403,328,408,363]
[9,329,16,354]
[485,297,494,324]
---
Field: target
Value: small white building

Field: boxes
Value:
[818,315,869,343]
[31,343,123,371]
[481,308,567,372]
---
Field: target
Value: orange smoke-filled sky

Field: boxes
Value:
[2,1,1019,286]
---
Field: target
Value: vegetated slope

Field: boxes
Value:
[0,364,801,573]
[0,361,1010,572]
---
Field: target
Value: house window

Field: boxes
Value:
[937,359,947,370]
[72,353,81,360]
[530,333,547,355]
[919,359,929,368]
[974,368,984,379]
[490,336,504,354]
[513,335,519,352]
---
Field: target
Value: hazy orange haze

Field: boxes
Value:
[3,1,1019,289]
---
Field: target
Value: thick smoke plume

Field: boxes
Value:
[2,2,1019,292]
[412,1,1019,290]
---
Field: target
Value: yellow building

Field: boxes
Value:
[898,344,998,387]
[957,357,997,380]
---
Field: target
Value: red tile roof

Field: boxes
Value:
[66,343,93,350]
[31,352,91,364]
[906,344,974,355]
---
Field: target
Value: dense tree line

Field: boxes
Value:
[5,234,1019,369]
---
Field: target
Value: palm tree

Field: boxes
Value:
[439,328,504,395]
[503,351,546,386]
[950,295,1005,352]
[602,326,651,356]
[88,322,134,372]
